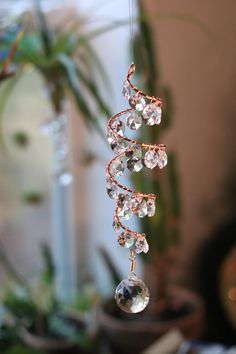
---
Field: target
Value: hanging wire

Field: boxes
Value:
[128,0,134,63]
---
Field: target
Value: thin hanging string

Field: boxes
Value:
[128,0,134,63]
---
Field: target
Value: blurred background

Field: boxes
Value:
[0,0,236,353]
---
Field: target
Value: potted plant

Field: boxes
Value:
[99,2,205,353]
[0,242,96,354]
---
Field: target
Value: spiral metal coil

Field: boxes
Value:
[106,63,167,274]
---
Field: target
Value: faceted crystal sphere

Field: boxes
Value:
[115,274,150,313]
[127,110,142,130]
[143,103,162,125]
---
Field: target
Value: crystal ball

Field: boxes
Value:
[115,274,150,313]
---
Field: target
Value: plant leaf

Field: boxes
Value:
[33,0,53,56]
[57,53,104,138]
[76,63,111,117]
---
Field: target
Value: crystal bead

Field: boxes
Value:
[125,145,143,160]
[135,198,147,218]
[111,139,128,153]
[111,120,125,137]
[117,232,135,248]
[115,273,150,313]
[132,197,148,218]
[106,184,119,199]
[126,110,142,130]
[142,103,162,125]
[113,218,121,232]
[135,236,149,254]
[157,150,168,169]
[117,208,133,220]
[147,198,156,217]
[127,157,143,172]
[112,157,125,176]
[117,194,133,220]
[107,132,116,145]
[122,80,131,100]
[144,150,158,169]
[117,194,132,209]
[129,94,146,112]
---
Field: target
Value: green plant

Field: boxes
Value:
[0,242,93,351]
[0,0,111,139]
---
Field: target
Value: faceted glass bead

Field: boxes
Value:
[117,194,133,220]
[117,208,133,220]
[125,145,143,160]
[122,80,131,100]
[117,194,132,209]
[132,197,148,218]
[126,110,142,130]
[106,184,119,199]
[117,232,135,248]
[112,157,125,176]
[131,196,141,210]
[147,198,156,217]
[137,199,148,218]
[111,120,125,137]
[142,103,162,125]
[111,139,128,153]
[135,236,149,254]
[127,157,143,172]
[129,94,146,112]
[113,218,121,232]
[107,132,117,145]
[157,150,168,169]
[144,150,158,169]
[115,273,150,313]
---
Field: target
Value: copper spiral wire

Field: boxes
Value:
[106,64,167,273]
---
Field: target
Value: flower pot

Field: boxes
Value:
[19,328,79,354]
[98,286,205,354]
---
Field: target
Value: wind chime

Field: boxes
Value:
[105,0,167,313]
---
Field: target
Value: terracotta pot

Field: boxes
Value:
[19,328,79,354]
[98,287,205,354]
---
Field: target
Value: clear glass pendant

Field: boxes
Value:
[115,273,150,313]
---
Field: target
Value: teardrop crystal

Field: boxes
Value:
[142,103,162,125]
[157,150,168,169]
[126,110,142,130]
[144,150,158,169]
